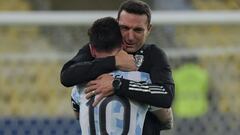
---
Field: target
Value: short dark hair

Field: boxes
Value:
[88,17,122,52]
[117,0,151,25]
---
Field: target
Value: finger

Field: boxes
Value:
[85,90,96,99]
[92,95,104,107]
[97,74,113,80]
[85,90,101,99]
[96,75,103,80]
[105,91,114,97]
[86,80,97,87]
[84,85,97,94]
[96,74,108,79]
[97,75,106,79]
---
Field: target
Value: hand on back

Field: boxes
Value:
[84,74,114,106]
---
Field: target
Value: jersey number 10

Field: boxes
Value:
[87,95,131,135]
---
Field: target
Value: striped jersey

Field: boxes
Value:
[71,71,152,135]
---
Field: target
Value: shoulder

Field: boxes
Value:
[143,44,167,58]
[73,43,93,61]
[76,43,91,55]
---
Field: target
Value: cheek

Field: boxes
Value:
[121,33,128,40]
[121,30,127,37]
[136,34,145,43]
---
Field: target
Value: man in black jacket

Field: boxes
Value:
[61,0,175,134]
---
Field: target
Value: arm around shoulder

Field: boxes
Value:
[60,45,116,87]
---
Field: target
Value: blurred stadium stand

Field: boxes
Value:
[0,0,240,135]
[0,117,81,135]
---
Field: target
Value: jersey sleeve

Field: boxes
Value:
[71,86,80,112]
[60,44,116,87]
[71,97,80,112]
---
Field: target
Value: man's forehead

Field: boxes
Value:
[118,12,148,28]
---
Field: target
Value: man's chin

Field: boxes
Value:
[123,45,136,53]
[124,48,135,53]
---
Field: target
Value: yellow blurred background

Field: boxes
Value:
[0,0,240,135]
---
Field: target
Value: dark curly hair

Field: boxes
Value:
[117,0,151,25]
[88,17,122,52]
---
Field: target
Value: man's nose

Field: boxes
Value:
[127,30,135,40]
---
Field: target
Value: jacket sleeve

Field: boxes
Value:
[60,45,116,87]
[115,45,175,108]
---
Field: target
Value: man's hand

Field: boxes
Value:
[84,74,114,106]
[152,107,173,130]
[115,50,137,71]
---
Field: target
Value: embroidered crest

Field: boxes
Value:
[134,54,144,69]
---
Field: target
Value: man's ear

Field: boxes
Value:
[147,24,152,34]
[89,44,96,57]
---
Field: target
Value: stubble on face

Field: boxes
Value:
[118,11,151,53]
